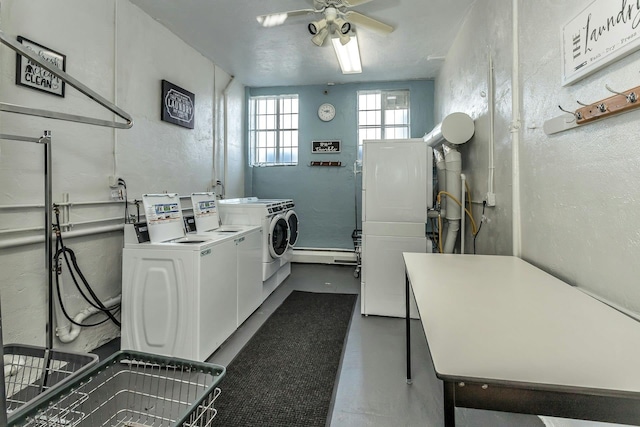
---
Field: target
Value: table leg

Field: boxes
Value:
[406,271,412,384]
[444,381,456,426]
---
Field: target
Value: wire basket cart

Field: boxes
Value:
[7,350,225,427]
[4,344,99,420]
[352,228,362,278]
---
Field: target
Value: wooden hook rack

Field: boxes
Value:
[575,85,640,124]
[544,84,640,135]
[309,161,342,167]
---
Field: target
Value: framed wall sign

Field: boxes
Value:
[15,36,66,97]
[312,140,341,153]
[562,0,640,86]
[161,80,195,129]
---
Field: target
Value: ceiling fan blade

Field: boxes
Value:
[345,11,394,34]
[257,9,316,27]
[342,0,374,7]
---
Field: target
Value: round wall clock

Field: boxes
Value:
[318,103,336,122]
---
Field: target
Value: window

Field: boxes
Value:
[249,95,299,166]
[357,90,410,159]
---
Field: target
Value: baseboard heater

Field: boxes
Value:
[292,248,357,265]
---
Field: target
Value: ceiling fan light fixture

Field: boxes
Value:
[331,33,362,74]
[308,18,327,35]
[311,27,330,46]
[333,17,352,35]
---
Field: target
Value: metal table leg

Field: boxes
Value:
[406,271,412,384]
[444,381,456,426]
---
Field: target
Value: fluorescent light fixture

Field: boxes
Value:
[257,13,287,27]
[331,33,362,74]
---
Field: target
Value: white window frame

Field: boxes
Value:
[248,94,299,166]
[357,89,411,159]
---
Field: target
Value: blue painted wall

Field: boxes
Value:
[245,80,435,249]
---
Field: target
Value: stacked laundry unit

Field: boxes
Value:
[360,139,433,319]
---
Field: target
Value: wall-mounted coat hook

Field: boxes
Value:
[605,84,637,103]
[575,84,640,124]
[558,105,582,120]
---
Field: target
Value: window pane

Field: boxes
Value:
[249,95,299,166]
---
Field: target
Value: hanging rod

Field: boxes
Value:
[0,30,133,129]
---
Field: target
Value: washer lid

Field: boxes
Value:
[142,193,185,243]
[191,192,220,232]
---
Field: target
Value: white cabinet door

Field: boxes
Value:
[361,234,426,318]
[198,239,238,361]
[362,139,431,223]
[236,229,263,326]
[121,249,196,360]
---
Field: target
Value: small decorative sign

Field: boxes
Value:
[15,36,66,97]
[562,0,640,86]
[161,80,195,129]
[312,140,341,153]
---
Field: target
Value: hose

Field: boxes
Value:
[53,208,121,328]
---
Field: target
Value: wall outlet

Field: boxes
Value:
[111,189,124,201]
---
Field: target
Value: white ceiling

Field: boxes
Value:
[130,0,476,87]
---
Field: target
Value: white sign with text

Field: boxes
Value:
[562,0,640,86]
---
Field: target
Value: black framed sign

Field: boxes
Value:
[312,140,341,153]
[161,80,195,129]
[15,36,66,97]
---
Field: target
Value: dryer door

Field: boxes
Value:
[285,210,299,247]
[268,214,289,258]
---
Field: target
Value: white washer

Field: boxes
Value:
[218,198,298,299]
[121,194,239,362]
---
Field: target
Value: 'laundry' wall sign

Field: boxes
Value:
[562,0,640,86]
[161,80,195,129]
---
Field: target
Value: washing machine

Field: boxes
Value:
[188,193,263,327]
[218,197,298,300]
[121,194,240,361]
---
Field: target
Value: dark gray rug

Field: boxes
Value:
[214,290,357,427]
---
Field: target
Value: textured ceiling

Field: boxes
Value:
[130,0,476,87]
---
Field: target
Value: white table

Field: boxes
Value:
[403,253,640,426]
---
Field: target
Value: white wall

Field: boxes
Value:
[435,0,514,256]
[0,0,242,352]
[437,1,639,424]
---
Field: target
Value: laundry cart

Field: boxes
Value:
[4,344,98,420]
[7,350,226,427]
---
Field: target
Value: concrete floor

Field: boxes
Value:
[207,263,544,427]
[96,263,544,426]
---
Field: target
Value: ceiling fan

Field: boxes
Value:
[257,0,394,46]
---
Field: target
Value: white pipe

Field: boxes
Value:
[461,174,466,254]
[56,295,121,343]
[211,66,217,192]
[434,149,447,240]
[222,76,235,198]
[0,224,124,250]
[424,112,475,148]
[443,146,462,253]
[0,204,44,210]
[511,0,522,257]
[488,52,496,198]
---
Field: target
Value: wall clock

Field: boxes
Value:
[318,103,336,122]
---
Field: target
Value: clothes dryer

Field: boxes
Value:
[121,194,239,362]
